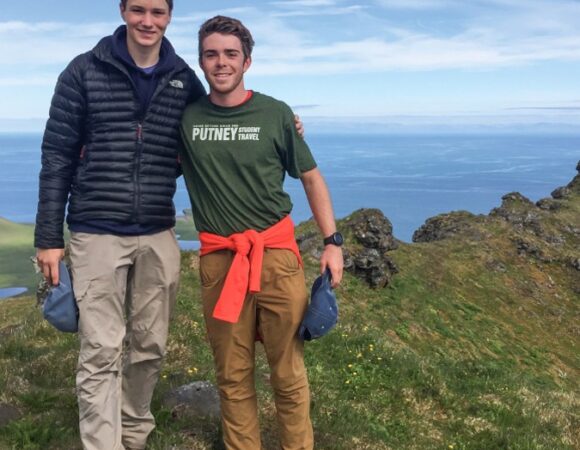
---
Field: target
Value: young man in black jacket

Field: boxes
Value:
[34,1,205,448]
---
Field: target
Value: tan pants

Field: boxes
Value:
[69,229,180,450]
[201,248,313,450]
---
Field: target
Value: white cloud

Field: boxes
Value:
[272,5,366,17]
[0,75,56,87]
[2,0,580,83]
[0,20,119,67]
[375,0,459,9]
[271,0,338,7]
[246,29,580,76]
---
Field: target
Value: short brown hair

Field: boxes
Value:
[198,16,255,61]
[120,0,173,12]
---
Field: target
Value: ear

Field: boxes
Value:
[119,3,126,22]
[243,56,252,73]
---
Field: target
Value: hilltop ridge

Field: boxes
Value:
[0,162,579,449]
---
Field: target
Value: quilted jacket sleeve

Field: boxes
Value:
[34,55,87,249]
[187,69,206,104]
[176,70,206,178]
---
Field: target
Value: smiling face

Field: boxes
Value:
[200,32,252,106]
[120,0,171,55]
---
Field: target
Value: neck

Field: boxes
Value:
[209,83,248,107]
[126,39,161,68]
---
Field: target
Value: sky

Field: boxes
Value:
[1,0,580,131]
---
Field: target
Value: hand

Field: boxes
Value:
[36,248,65,286]
[320,245,343,288]
[294,114,305,138]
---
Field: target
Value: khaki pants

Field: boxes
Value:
[69,229,180,450]
[201,248,313,450]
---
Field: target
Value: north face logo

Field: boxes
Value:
[169,80,184,89]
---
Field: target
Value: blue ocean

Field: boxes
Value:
[1,132,578,242]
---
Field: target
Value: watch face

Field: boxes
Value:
[325,232,343,246]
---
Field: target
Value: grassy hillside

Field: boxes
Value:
[0,172,578,449]
[175,212,199,241]
[0,218,35,290]
[0,215,197,294]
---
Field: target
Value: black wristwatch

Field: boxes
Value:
[323,232,343,247]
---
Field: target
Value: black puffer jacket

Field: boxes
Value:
[34,34,205,248]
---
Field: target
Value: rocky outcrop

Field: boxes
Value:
[297,209,399,288]
[412,211,484,243]
[343,208,398,252]
[296,161,580,288]
[489,192,545,235]
[536,198,562,211]
[535,164,579,210]
[550,186,570,199]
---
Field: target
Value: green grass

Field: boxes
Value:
[174,216,199,241]
[0,185,579,449]
[0,218,36,290]
[0,216,198,292]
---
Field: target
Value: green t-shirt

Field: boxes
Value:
[179,92,317,236]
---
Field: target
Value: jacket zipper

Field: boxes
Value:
[131,73,176,221]
[100,56,182,224]
[134,122,143,221]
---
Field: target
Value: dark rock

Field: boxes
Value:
[567,161,580,192]
[536,198,561,211]
[342,248,355,271]
[338,209,399,288]
[412,211,479,243]
[344,208,398,251]
[490,192,545,235]
[485,259,507,273]
[568,174,580,192]
[295,229,321,257]
[162,381,220,419]
[500,192,535,205]
[354,248,382,270]
[544,234,565,246]
[297,209,400,288]
[563,226,580,236]
[515,239,542,258]
[514,239,554,262]
[551,186,570,199]
[0,403,21,427]
[352,248,398,288]
[570,258,580,271]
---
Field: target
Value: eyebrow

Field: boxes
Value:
[129,5,167,13]
[203,48,241,54]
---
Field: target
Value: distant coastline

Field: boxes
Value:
[3,114,580,135]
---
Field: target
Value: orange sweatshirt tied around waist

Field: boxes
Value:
[199,216,303,323]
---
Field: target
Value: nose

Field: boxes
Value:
[216,53,226,66]
[141,12,153,27]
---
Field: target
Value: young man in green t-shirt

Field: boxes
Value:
[179,15,343,449]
